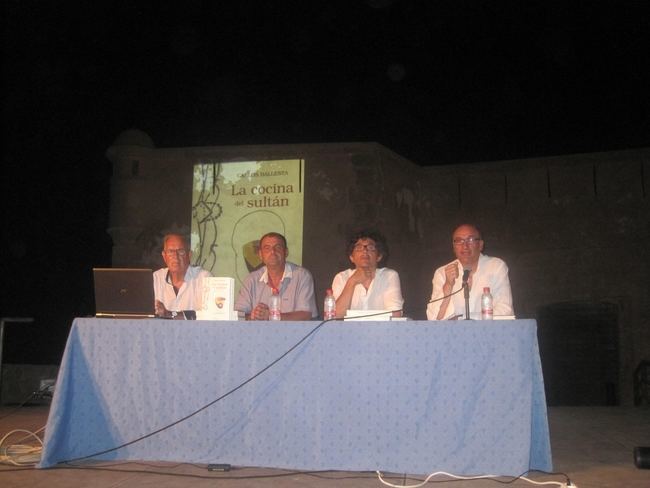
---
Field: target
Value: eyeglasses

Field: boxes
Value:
[164,249,187,257]
[353,244,377,252]
[453,237,482,246]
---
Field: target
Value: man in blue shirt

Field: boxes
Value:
[235,232,318,320]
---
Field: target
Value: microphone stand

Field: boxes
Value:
[463,281,471,320]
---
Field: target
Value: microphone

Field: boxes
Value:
[462,269,471,284]
[462,269,471,320]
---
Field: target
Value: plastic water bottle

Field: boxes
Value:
[269,288,281,321]
[323,288,336,320]
[481,287,493,320]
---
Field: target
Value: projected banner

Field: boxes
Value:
[191,159,305,292]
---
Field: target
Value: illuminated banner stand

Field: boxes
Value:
[191,159,305,299]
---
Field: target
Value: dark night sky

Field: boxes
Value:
[2,1,650,362]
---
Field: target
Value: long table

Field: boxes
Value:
[39,318,552,475]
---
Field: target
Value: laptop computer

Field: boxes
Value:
[93,268,156,318]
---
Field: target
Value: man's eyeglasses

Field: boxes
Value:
[353,244,377,252]
[164,249,187,257]
[453,237,482,246]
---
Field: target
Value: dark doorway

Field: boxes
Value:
[537,301,619,406]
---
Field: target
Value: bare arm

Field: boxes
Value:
[426,263,459,320]
[334,268,373,318]
[281,310,313,321]
[437,264,460,319]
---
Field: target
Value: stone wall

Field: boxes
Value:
[105,130,649,405]
[413,151,650,405]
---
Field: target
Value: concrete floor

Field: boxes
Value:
[1,405,648,488]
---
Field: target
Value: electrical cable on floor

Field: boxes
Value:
[0,385,52,466]
[44,463,396,482]
[0,428,44,466]
[377,469,574,487]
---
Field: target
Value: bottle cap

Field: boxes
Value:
[483,287,490,293]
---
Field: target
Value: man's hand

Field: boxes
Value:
[350,267,374,287]
[155,300,184,319]
[155,300,168,318]
[251,303,270,320]
[443,263,459,293]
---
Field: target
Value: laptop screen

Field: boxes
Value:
[93,268,156,318]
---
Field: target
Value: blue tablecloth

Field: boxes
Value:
[39,318,552,475]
